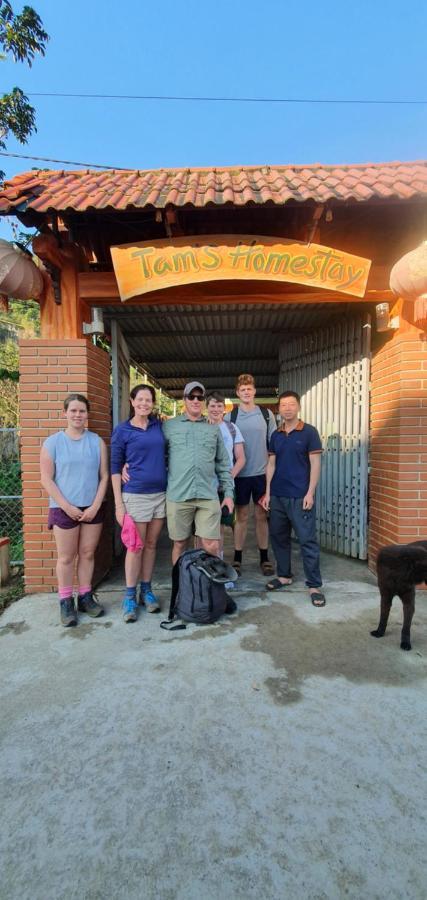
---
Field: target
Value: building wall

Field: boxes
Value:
[19,339,112,594]
[369,321,427,565]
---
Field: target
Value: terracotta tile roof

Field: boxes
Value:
[0,161,426,215]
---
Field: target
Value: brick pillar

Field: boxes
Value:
[19,339,112,594]
[369,323,427,567]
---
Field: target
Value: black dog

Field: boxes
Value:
[371,540,427,651]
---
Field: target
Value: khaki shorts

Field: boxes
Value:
[123,492,166,523]
[167,498,221,541]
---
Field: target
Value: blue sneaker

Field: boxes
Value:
[140,588,160,613]
[122,596,137,623]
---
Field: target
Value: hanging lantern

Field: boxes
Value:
[0,239,44,300]
[390,241,427,328]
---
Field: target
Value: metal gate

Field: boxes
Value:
[0,427,23,565]
[111,320,130,428]
[278,314,371,559]
[110,321,131,556]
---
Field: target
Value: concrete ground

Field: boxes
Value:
[1,522,427,900]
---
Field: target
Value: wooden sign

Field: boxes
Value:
[111,234,371,301]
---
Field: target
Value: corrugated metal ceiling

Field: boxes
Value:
[102,301,372,397]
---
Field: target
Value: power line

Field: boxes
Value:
[0,150,129,170]
[27,91,427,105]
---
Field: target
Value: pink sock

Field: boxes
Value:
[78,585,91,595]
[59,586,73,600]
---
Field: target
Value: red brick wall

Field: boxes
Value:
[19,339,112,594]
[369,327,427,566]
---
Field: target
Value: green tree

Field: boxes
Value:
[2,296,39,332]
[0,1,48,179]
[0,297,39,425]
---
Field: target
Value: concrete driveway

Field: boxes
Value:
[1,533,426,900]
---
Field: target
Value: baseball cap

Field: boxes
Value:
[183,381,205,397]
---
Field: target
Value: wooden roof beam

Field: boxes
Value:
[78,264,390,303]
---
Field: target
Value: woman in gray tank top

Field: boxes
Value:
[40,394,109,627]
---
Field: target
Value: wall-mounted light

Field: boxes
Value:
[375,302,399,332]
[83,307,105,336]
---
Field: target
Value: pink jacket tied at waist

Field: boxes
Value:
[121,513,144,552]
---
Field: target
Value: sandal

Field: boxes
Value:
[260,560,274,576]
[233,560,242,576]
[266,577,292,591]
[310,591,326,607]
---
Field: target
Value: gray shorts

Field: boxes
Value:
[123,492,166,523]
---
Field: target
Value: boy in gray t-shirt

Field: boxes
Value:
[225,374,276,577]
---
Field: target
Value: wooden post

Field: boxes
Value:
[0,537,10,586]
[33,233,91,339]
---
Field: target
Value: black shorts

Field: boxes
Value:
[234,474,266,507]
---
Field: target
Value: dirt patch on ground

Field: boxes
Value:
[182,602,427,704]
[0,619,29,636]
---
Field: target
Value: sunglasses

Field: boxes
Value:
[187,392,205,401]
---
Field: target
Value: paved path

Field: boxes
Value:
[1,532,426,899]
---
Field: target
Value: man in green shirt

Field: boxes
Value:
[163,381,234,564]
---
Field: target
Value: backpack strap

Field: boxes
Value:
[231,404,271,447]
[224,419,237,442]
[260,406,271,448]
[260,406,270,427]
[160,558,187,630]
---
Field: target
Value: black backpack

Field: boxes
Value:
[160,549,236,630]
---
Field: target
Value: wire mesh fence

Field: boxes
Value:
[0,428,23,565]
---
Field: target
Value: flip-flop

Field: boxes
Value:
[266,577,293,591]
[260,560,275,576]
[310,592,326,607]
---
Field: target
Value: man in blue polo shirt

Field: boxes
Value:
[261,391,326,607]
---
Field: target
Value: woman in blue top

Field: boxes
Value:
[40,394,109,627]
[111,383,167,623]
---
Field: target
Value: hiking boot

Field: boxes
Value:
[122,597,138,623]
[140,588,160,613]
[60,597,77,627]
[224,595,238,615]
[77,591,104,618]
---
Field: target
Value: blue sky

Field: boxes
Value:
[1,0,426,182]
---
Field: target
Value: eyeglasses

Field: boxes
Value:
[187,392,205,401]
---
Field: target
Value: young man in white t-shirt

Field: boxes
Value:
[206,392,246,479]
[206,392,245,587]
